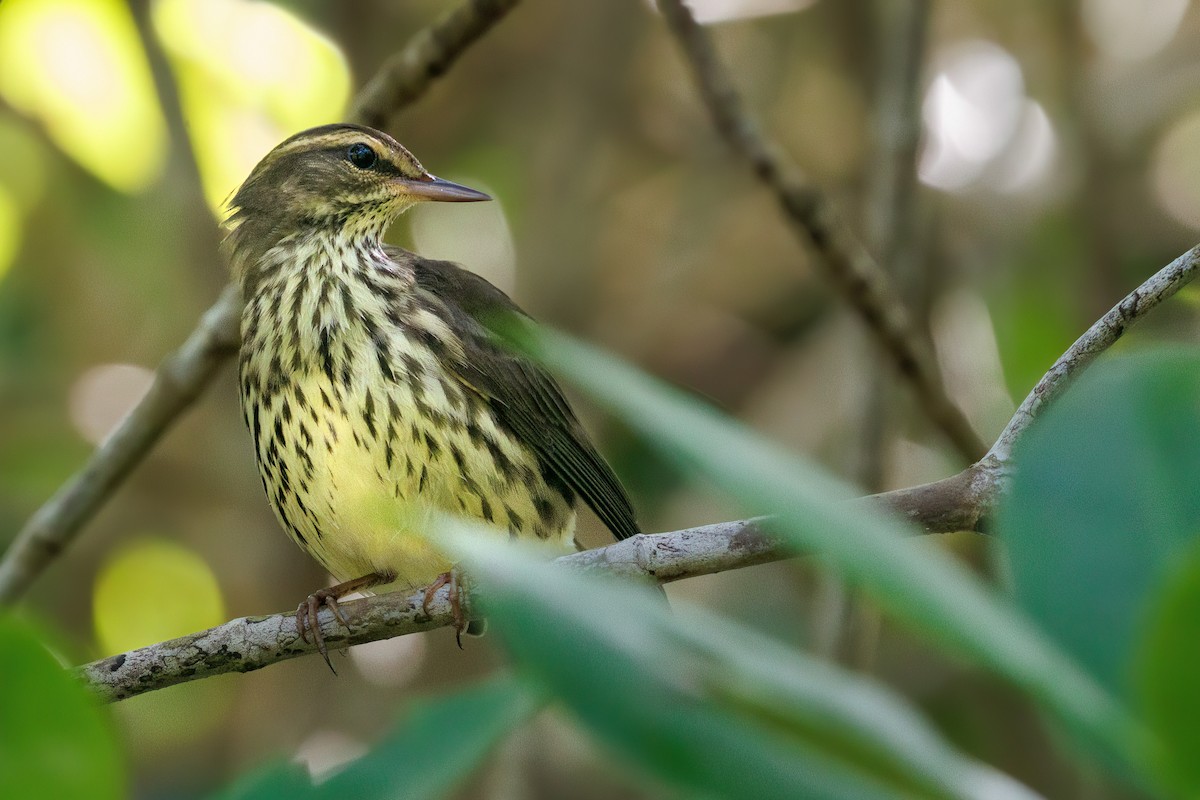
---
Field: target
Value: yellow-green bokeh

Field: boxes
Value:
[0,188,20,283]
[0,0,167,192]
[93,538,225,656]
[152,0,352,214]
[0,118,48,213]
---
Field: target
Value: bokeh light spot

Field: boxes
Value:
[0,0,168,191]
[93,538,225,656]
[349,631,427,688]
[1152,111,1200,231]
[68,363,156,446]
[294,730,368,782]
[919,41,1057,195]
[152,0,352,214]
[666,0,819,24]
[1083,0,1189,62]
[993,101,1058,195]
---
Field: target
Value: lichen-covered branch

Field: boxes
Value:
[80,519,781,702]
[654,0,987,463]
[75,233,1200,700]
[0,0,523,605]
[987,243,1200,464]
[74,485,1005,704]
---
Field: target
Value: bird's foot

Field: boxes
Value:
[296,571,393,673]
[422,568,470,648]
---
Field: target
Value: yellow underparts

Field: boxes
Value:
[240,239,575,591]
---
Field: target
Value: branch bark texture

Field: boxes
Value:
[75,238,1200,700]
[81,519,780,702]
[655,0,987,463]
[0,0,523,605]
[987,243,1200,464]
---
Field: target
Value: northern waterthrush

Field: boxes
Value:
[224,123,639,663]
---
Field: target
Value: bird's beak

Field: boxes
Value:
[402,174,491,203]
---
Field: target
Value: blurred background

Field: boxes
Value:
[1,0,1198,796]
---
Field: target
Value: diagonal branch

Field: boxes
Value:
[0,0,523,605]
[0,286,241,603]
[77,239,1200,702]
[654,0,987,463]
[350,0,522,129]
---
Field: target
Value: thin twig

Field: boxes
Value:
[987,243,1200,465]
[75,240,1200,701]
[880,245,1200,526]
[0,0,523,605]
[350,0,523,129]
[654,0,987,462]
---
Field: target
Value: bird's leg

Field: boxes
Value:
[421,567,470,647]
[296,570,393,672]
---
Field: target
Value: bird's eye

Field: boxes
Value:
[346,143,377,169]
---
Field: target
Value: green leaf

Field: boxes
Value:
[318,674,538,799]
[0,614,124,800]
[1000,350,1200,699]
[1137,541,1200,795]
[217,674,538,800]
[442,526,1040,800]
[505,323,1139,768]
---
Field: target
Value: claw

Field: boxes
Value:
[422,572,452,620]
[293,571,393,675]
[295,593,337,673]
[422,569,470,645]
[325,594,350,628]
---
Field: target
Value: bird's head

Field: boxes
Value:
[223,123,489,283]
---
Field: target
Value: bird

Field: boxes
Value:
[223,123,640,666]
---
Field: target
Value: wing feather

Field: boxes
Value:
[398,250,640,541]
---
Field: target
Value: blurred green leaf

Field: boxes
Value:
[992,216,1082,397]
[218,674,539,800]
[1000,350,1200,699]
[218,760,311,800]
[152,0,350,213]
[508,323,1137,766]
[445,526,1042,800]
[1136,541,1200,795]
[0,0,167,192]
[0,614,123,799]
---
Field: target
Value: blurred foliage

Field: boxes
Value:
[0,614,124,799]
[517,323,1130,764]
[153,0,351,213]
[1001,350,1200,700]
[220,675,540,800]
[1138,542,1200,796]
[0,0,166,192]
[2,0,1200,797]
[445,525,1039,800]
